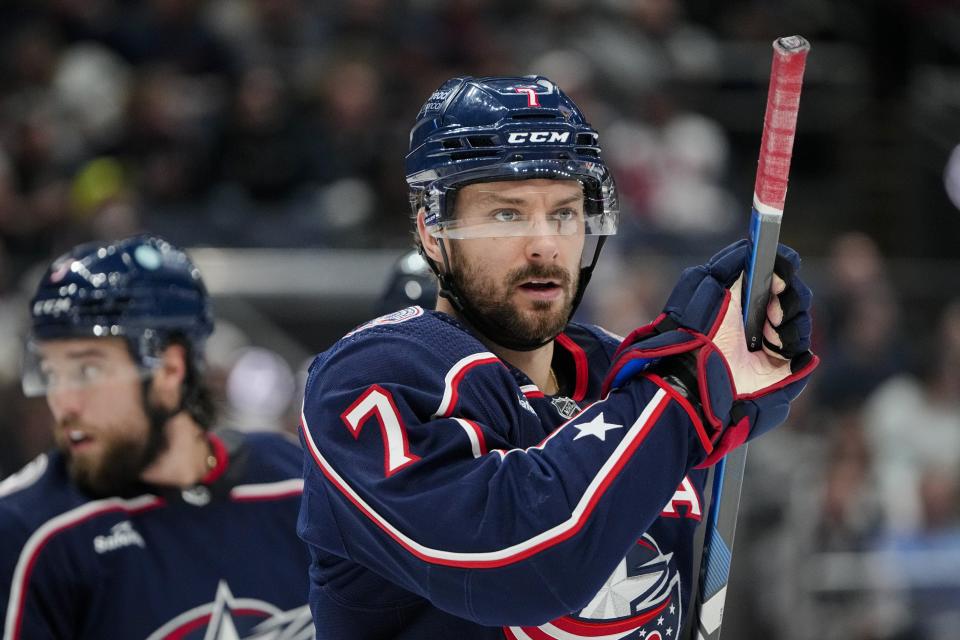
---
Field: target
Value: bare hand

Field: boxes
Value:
[710,274,792,395]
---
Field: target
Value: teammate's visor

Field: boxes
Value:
[21,337,152,398]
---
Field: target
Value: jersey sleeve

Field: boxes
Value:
[0,503,82,640]
[298,327,710,627]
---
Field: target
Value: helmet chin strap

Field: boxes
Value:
[421,236,606,353]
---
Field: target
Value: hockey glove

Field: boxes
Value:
[601,239,819,468]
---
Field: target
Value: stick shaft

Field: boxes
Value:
[688,35,809,640]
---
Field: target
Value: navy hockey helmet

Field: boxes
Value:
[376,249,439,316]
[405,75,618,238]
[24,234,214,396]
[404,75,618,350]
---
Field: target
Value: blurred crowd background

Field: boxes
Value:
[0,1,958,638]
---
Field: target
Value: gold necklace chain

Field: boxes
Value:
[548,367,559,395]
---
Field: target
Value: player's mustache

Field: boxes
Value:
[506,265,571,288]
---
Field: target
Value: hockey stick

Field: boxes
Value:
[687,35,810,640]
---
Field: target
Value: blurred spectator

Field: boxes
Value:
[205,0,330,93]
[586,248,673,337]
[224,346,297,433]
[0,242,27,389]
[870,464,960,640]
[864,300,960,534]
[215,64,314,202]
[814,232,909,411]
[304,58,392,243]
[770,407,890,640]
[52,43,132,150]
[814,410,883,552]
[103,0,237,77]
[68,156,142,240]
[599,86,739,255]
[116,66,217,204]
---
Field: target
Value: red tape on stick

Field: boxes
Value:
[754,36,809,212]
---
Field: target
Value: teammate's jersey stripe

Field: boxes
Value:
[556,333,589,401]
[301,388,670,568]
[199,434,229,485]
[521,384,544,399]
[433,352,501,418]
[453,419,488,458]
[229,478,304,502]
[3,495,163,640]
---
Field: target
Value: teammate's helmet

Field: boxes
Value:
[405,75,618,238]
[376,249,439,315]
[24,234,213,395]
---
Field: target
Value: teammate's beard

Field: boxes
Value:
[64,389,174,498]
[449,253,576,346]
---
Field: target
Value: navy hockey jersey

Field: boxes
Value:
[299,307,710,639]
[0,430,314,640]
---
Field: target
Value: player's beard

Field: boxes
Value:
[61,392,173,498]
[449,251,577,346]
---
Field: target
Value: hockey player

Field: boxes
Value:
[0,235,314,639]
[375,248,440,316]
[298,76,819,639]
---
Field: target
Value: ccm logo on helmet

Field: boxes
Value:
[507,131,570,144]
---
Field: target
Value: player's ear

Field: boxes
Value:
[416,209,443,264]
[152,343,187,410]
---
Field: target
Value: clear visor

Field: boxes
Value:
[21,338,154,398]
[422,160,618,240]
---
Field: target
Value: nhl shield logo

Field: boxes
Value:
[551,395,579,419]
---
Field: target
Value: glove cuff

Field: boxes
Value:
[603,328,738,461]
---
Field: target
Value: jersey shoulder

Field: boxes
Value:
[215,429,303,484]
[302,308,525,443]
[0,452,86,536]
[308,307,493,389]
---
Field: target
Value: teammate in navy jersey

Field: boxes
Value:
[0,235,314,640]
[298,76,819,639]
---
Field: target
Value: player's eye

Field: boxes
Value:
[492,209,523,223]
[78,362,104,383]
[551,208,580,222]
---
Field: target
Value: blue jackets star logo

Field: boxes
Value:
[572,413,622,442]
[147,580,314,639]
